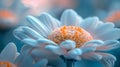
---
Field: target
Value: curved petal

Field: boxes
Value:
[15,51,34,67]
[26,15,50,37]
[82,52,116,67]
[93,23,115,36]
[31,48,58,61]
[67,48,82,60]
[13,28,30,40]
[99,53,116,67]
[80,47,96,54]
[38,13,61,31]
[82,52,102,61]
[96,40,120,51]
[22,38,57,47]
[96,28,120,40]
[37,38,57,45]
[45,45,65,55]
[81,40,104,48]
[60,40,76,50]
[80,17,100,33]
[20,45,33,53]
[21,26,44,39]
[22,38,38,47]
[61,9,82,26]
[0,43,17,62]
[14,26,44,40]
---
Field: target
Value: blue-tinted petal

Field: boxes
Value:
[80,17,99,32]
[82,52,102,61]
[39,13,60,31]
[0,43,17,62]
[14,27,30,40]
[45,45,65,55]
[99,53,116,67]
[26,15,49,37]
[81,40,104,48]
[68,48,82,60]
[61,9,82,26]
[96,28,120,40]
[60,40,76,50]
[97,40,120,51]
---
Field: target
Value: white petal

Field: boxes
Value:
[14,28,30,40]
[23,38,57,47]
[37,38,57,45]
[31,48,58,61]
[20,45,33,53]
[60,40,76,50]
[26,15,49,37]
[38,13,61,31]
[68,48,82,56]
[82,52,102,61]
[45,45,65,55]
[61,9,82,26]
[94,23,114,35]
[81,40,104,48]
[80,47,96,54]
[15,51,34,67]
[80,17,99,32]
[14,26,44,40]
[22,26,44,39]
[97,28,120,40]
[97,40,120,51]
[22,38,38,47]
[68,48,82,60]
[78,40,105,55]
[0,43,17,62]
[99,53,116,67]
[15,52,20,59]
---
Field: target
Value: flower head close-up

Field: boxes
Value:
[14,9,120,67]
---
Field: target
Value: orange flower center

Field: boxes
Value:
[48,26,93,47]
[0,61,16,67]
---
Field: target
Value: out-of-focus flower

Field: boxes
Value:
[15,47,50,67]
[14,9,120,67]
[12,44,66,67]
[0,10,18,29]
[105,11,120,27]
[21,0,52,16]
[0,43,50,67]
[0,0,27,29]
[0,43,18,67]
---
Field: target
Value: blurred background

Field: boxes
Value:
[0,0,120,67]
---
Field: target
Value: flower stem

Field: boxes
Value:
[65,59,75,67]
[60,56,76,67]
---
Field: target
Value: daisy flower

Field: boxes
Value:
[14,9,120,67]
[15,46,50,67]
[0,43,49,67]
[0,43,18,67]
